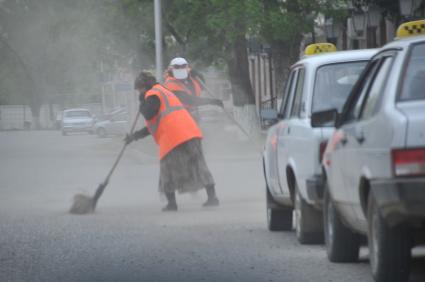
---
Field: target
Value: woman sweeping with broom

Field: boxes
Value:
[125,71,223,211]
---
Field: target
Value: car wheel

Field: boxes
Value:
[323,182,360,262]
[294,186,324,244]
[97,128,107,138]
[367,194,411,282]
[266,186,292,231]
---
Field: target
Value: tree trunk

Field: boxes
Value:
[227,35,255,107]
[0,37,42,129]
[271,38,302,100]
[29,99,42,130]
[225,35,260,138]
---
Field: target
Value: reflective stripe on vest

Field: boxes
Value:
[146,87,185,135]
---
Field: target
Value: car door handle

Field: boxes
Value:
[340,136,348,146]
[356,130,365,144]
[356,135,365,144]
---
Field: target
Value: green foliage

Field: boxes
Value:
[0,0,157,107]
[0,45,29,105]
[0,0,356,108]
[319,0,350,24]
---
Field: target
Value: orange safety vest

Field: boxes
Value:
[164,76,202,98]
[145,84,203,159]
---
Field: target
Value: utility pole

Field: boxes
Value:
[154,0,163,82]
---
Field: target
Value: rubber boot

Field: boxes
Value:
[162,192,178,211]
[203,185,219,207]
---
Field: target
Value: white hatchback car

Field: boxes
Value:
[313,20,425,282]
[263,43,376,244]
[61,108,95,135]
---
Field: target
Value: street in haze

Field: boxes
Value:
[0,110,411,282]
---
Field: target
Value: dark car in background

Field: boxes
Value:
[94,108,129,137]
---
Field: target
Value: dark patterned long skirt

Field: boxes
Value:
[159,138,215,194]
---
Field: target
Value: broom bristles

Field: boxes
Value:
[69,193,94,214]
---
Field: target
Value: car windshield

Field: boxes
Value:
[64,111,91,118]
[312,61,367,113]
[400,42,425,101]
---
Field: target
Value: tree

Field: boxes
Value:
[0,0,347,130]
[0,0,153,127]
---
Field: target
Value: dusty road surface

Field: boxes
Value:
[1,111,422,282]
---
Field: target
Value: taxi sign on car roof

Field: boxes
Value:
[304,43,336,56]
[396,19,425,39]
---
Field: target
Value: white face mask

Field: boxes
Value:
[172,68,188,79]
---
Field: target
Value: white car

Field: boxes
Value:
[262,43,376,244]
[61,108,95,135]
[94,109,129,137]
[314,20,425,282]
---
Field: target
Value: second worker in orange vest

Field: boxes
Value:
[164,57,216,120]
[125,71,221,211]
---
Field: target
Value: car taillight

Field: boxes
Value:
[319,140,328,162]
[392,148,425,177]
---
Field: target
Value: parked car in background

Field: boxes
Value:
[314,20,425,282]
[61,108,95,135]
[262,43,376,244]
[94,108,129,137]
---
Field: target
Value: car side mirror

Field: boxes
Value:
[311,108,338,128]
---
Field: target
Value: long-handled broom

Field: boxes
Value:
[69,112,140,214]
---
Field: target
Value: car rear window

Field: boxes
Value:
[65,111,91,118]
[312,61,367,113]
[400,42,425,101]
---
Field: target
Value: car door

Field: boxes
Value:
[335,54,395,227]
[281,67,315,199]
[267,70,297,195]
[328,59,381,222]
[109,113,128,135]
[277,67,302,196]
[343,54,395,227]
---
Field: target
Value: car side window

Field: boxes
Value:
[400,42,425,101]
[280,69,298,118]
[360,57,393,119]
[343,60,380,123]
[290,68,305,117]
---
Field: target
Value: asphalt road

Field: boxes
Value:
[0,113,422,282]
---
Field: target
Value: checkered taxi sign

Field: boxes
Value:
[397,19,425,38]
[304,43,337,56]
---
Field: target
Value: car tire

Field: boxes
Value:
[367,194,411,282]
[266,186,292,231]
[97,128,107,138]
[324,182,360,262]
[294,186,324,244]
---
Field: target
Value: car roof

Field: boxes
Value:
[64,108,91,112]
[109,108,127,115]
[293,49,378,69]
[378,34,425,50]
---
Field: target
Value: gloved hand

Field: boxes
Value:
[124,133,135,145]
[211,99,224,108]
